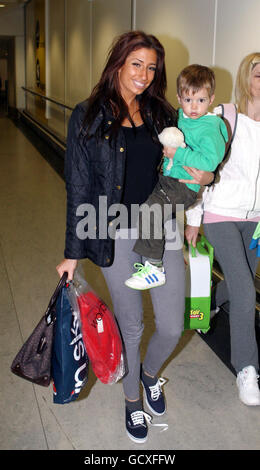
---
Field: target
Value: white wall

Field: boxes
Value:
[45,0,65,136]
[135,0,216,107]
[0,5,24,36]
[215,0,260,101]
[65,0,92,107]
[91,0,132,87]
[25,0,260,108]
[135,0,260,106]
[23,0,259,135]
[48,0,65,102]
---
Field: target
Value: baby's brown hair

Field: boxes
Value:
[177,64,216,97]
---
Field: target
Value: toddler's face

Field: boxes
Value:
[177,87,214,119]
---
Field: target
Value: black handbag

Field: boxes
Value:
[11,272,68,386]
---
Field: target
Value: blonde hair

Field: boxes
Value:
[235,52,260,115]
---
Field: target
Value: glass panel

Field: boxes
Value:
[65,0,92,108]
[24,0,132,141]
[45,100,66,140]
[47,0,65,104]
[24,0,67,140]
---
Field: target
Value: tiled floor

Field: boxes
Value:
[0,116,259,450]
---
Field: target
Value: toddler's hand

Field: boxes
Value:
[163,146,177,159]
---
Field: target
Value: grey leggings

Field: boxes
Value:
[203,221,259,373]
[101,220,185,400]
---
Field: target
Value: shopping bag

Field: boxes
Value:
[51,282,88,404]
[184,235,214,333]
[10,272,68,386]
[70,271,125,385]
[249,221,260,257]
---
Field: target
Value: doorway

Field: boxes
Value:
[0,36,15,116]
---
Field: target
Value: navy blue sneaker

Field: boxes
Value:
[141,374,167,416]
[125,407,148,443]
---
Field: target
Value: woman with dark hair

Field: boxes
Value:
[57,31,213,443]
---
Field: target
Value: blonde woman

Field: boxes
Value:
[185,53,260,406]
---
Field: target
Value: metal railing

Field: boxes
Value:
[22,87,75,143]
[22,87,74,111]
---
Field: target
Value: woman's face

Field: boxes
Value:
[118,47,157,102]
[250,62,260,98]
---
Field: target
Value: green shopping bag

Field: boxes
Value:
[184,235,214,333]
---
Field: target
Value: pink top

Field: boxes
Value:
[203,211,260,224]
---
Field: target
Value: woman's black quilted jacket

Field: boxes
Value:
[64,99,176,267]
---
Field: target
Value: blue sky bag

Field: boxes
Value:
[51,284,88,404]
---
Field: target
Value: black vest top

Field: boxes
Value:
[121,124,162,228]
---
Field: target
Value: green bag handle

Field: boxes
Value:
[190,244,197,258]
[186,235,214,269]
[198,235,214,269]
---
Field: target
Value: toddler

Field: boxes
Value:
[125,64,228,290]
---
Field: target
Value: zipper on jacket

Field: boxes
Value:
[246,155,260,218]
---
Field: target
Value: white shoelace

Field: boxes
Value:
[130,410,168,432]
[149,377,167,400]
[131,410,147,427]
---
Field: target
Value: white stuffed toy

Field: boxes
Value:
[158,127,186,172]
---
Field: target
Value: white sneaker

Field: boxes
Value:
[125,261,166,290]
[236,365,260,406]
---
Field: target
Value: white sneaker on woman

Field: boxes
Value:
[236,365,260,406]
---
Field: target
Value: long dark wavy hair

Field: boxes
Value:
[83,30,176,139]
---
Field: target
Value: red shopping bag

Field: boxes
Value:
[68,270,125,385]
[78,291,125,384]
